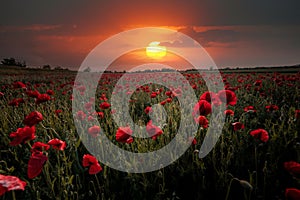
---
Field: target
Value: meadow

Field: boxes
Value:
[0,66,299,200]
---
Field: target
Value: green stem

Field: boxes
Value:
[254,145,258,195]
[12,190,16,200]
[225,178,236,200]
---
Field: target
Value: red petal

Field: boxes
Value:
[88,163,102,174]
[27,153,48,179]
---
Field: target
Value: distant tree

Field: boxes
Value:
[1,57,26,67]
[42,64,51,70]
[54,66,63,70]
[83,67,91,72]
[1,58,16,66]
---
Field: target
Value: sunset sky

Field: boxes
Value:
[0,0,299,70]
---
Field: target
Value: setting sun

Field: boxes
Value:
[146,41,167,59]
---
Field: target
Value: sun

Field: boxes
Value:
[146,41,167,59]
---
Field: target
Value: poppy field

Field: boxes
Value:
[0,67,300,200]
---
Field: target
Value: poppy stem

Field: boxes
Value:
[94,174,102,193]
[225,178,237,200]
[254,144,258,195]
[11,190,16,200]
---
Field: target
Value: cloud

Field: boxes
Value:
[0,24,62,33]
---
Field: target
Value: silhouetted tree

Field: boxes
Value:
[42,65,51,70]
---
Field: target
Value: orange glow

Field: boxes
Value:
[146,41,167,59]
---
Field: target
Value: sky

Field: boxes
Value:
[0,0,299,70]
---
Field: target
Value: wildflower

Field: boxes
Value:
[23,111,43,127]
[76,111,86,120]
[224,109,234,116]
[12,81,26,89]
[46,89,54,95]
[88,125,101,137]
[144,106,152,114]
[0,174,26,196]
[27,152,48,179]
[249,129,269,142]
[99,102,111,109]
[285,188,300,200]
[82,154,102,175]
[244,106,256,113]
[36,93,51,104]
[284,161,300,178]
[265,105,279,112]
[48,138,66,150]
[31,142,50,153]
[116,126,133,144]
[200,91,221,106]
[9,126,36,146]
[232,122,245,131]
[146,120,163,140]
[217,90,237,106]
[150,92,157,98]
[193,100,212,117]
[197,116,209,128]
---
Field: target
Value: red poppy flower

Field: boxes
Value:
[160,100,167,105]
[95,111,104,118]
[200,91,222,106]
[0,92,4,97]
[193,100,212,117]
[55,109,62,116]
[0,174,26,196]
[23,111,43,127]
[144,106,152,114]
[188,137,197,145]
[12,81,26,89]
[166,98,172,103]
[295,110,300,119]
[9,126,36,146]
[27,152,48,179]
[165,91,172,97]
[254,80,262,86]
[197,116,209,128]
[265,105,279,112]
[76,85,86,94]
[172,88,182,97]
[146,120,163,140]
[217,90,237,106]
[82,154,102,175]
[84,102,93,111]
[150,92,157,98]
[48,138,66,150]
[31,142,50,153]
[8,98,24,107]
[249,129,269,142]
[88,125,101,137]
[46,89,54,95]
[76,111,86,120]
[232,122,245,131]
[99,94,108,101]
[244,106,257,113]
[284,161,300,178]
[36,93,51,104]
[100,102,111,109]
[116,126,133,144]
[87,116,95,121]
[224,109,234,116]
[26,90,40,98]
[285,188,300,200]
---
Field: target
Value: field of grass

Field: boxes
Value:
[0,66,300,200]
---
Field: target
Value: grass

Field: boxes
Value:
[0,67,299,199]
